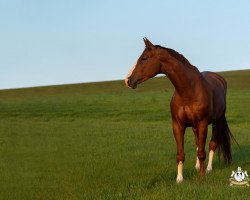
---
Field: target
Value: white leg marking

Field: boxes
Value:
[176,161,184,184]
[195,157,200,171]
[206,150,214,173]
[195,147,200,171]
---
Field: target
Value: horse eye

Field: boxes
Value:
[141,57,148,61]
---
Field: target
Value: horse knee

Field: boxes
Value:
[176,153,185,164]
[197,150,206,161]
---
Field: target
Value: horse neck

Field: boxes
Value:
[161,60,203,98]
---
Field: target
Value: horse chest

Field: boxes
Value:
[178,105,196,119]
[171,103,209,125]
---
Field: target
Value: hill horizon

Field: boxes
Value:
[0,69,249,93]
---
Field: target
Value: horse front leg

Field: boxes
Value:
[172,120,185,183]
[197,121,208,176]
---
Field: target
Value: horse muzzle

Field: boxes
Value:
[125,77,137,89]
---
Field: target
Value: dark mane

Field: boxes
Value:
[155,45,197,71]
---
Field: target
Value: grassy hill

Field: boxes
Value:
[0,69,249,199]
[0,69,249,98]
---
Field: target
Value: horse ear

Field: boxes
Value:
[143,37,155,50]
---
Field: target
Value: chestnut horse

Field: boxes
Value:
[125,38,235,183]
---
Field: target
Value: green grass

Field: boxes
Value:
[0,70,249,199]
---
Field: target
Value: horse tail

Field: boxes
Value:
[216,114,238,164]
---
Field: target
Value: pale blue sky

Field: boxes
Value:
[0,0,250,89]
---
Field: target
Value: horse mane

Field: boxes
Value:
[155,45,198,71]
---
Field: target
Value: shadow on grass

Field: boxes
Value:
[145,144,250,190]
[145,167,203,190]
[231,144,250,166]
[145,169,176,189]
[211,144,250,169]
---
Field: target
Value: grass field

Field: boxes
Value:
[0,70,250,199]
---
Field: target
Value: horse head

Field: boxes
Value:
[125,38,163,89]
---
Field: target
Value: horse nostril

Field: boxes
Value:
[127,78,131,86]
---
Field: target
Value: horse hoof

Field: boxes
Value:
[176,176,184,184]
[195,164,200,171]
[206,166,212,173]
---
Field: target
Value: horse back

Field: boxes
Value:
[202,71,226,89]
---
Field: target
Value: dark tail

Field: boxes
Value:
[216,114,238,164]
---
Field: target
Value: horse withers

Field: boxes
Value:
[125,38,236,183]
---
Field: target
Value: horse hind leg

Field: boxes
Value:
[195,147,200,170]
[206,148,215,173]
[192,128,200,170]
[206,123,219,173]
[196,122,208,177]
